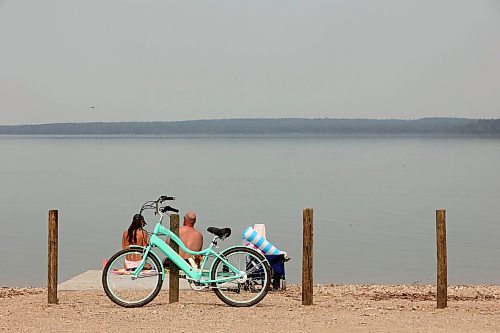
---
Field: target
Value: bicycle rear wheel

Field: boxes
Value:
[102,248,163,307]
[211,246,271,307]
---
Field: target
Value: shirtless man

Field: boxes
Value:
[179,211,203,262]
[163,211,203,269]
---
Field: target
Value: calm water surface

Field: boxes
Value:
[1,135,499,286]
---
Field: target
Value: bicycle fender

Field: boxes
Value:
[227,245,269,259]
[209,245,270,273]
[128,245,165,280]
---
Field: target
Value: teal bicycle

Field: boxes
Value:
[102,196,271,307]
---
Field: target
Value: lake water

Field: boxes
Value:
[1,135,499,287]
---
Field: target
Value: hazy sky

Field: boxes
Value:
[0,0,499,125]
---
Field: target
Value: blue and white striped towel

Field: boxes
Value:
[242,226,285,256]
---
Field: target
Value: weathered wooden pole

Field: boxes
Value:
[302,208,313,305]
[48,210,58,304]
[169,213,180,303]
[436,209,447,309]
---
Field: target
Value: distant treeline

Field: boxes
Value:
[0,118,499,135]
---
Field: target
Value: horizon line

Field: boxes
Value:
[0,116,495,127]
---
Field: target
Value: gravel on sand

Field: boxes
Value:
[1,284,500,332]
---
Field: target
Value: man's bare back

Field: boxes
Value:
[178,211,203,259]
[179,226,203,259]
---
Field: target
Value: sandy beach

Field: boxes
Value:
[2,284,500,332]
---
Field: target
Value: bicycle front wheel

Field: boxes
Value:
[102,248,163,307]
[211,246,271,307]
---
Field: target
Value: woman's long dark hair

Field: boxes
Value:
[127,214,145,244]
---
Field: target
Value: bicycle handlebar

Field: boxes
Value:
[139,195,178,219]
[155,195,178,217]
[160,205,179,214]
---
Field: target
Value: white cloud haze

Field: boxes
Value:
[0,0,499,124]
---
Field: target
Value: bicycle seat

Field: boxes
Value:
[207,227,231,239]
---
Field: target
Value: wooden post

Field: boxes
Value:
[169,214,180,303]
[302,208,313,305]
[436,209,447,309]
[48,210,58,304]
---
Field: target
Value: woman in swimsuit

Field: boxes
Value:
[122,214,149,270]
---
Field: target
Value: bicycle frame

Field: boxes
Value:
[131,219,244,285]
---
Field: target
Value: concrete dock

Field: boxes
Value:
[58,270,191,291]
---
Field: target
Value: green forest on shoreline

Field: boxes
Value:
[0,118,499,136]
